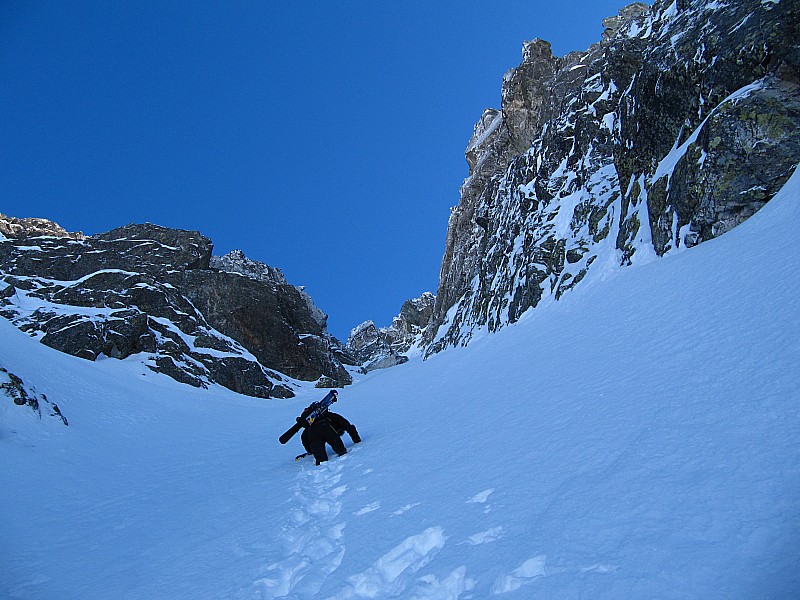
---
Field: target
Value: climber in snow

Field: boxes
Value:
[297,393,361,464]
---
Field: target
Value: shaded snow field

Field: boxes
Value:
[2,168,800,598]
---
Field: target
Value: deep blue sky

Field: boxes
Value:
[2,1,631,341]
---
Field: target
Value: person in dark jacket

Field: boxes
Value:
[300,410,361,465]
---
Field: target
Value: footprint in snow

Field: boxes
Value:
[391,502,421,516]
[467,488,495,513]
[354,501,380,516]
[581,563,619,574]
[253,456,349,598]
[465,526,504,545]
[467,488,494,504]
[490,555,547,594]
[410,566,476,599]
[330,526,447,599]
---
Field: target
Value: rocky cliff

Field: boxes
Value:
[424,0,800,353]
[346,292,435,373]
[0,220,352,398]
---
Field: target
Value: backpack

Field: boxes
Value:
[300,390,338,426]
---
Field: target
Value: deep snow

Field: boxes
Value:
[2,168,799,599]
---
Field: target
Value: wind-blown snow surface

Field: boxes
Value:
[3,170,800,598]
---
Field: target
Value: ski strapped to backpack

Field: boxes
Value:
[278,390,338,445]
[302,390,338,426]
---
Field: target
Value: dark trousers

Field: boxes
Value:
[307,420,347,465]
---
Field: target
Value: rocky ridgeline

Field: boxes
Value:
[0,213,84,240]
[423,0,800,353]
[210,249,288,286]
[0,220,353,398]
[346,292,435,373]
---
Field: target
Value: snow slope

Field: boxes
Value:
[2,167,799,599]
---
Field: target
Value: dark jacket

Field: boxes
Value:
[326,412,361,443]
[301,411,361,454]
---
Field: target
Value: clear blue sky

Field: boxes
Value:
[2,0,631,341]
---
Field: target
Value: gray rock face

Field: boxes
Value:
[0,214,84,240]
[210,249,288,285]
[389,292,436,350]
[347,321,409,373]
[172,268,352,386]
[0,223,352,397]
[346,292,434,372]
[211,250,330,331]
[424,0,800,354]
[1,366,68,426]
[0,222,213,282]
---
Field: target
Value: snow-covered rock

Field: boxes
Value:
[0,365,68,425]
[346,320,407,373]
[346,292,434,372]
[210,249,287,285]
[424,0,800,354]
[0,223,352,397]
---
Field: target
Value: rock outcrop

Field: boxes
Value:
[0,223,352,397]
[347,292,434,372]
[195,250,353,386]
[424,0,800,354]
[0,214,84,241]
[210,249,288,286]
[1,365,68,426]
[347,321,408,373]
